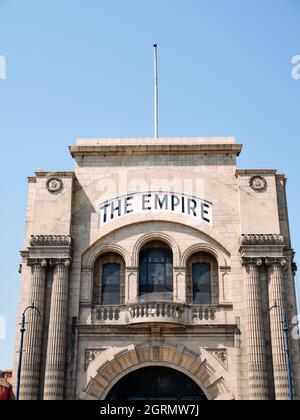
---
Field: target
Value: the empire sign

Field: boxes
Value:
[99,192,213,227]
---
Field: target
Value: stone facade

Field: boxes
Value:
[13,137,300,400]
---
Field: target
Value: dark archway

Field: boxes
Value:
[106,367,208,400]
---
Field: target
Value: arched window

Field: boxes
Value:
[93,253,125,305]
[187,252,218,304]
[139,241,173,301]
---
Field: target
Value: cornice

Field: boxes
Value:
[240,234,284,246]
[34,171,75,178]
[69,143,243,158]
[236,169,277,177]
[29,235,72,247]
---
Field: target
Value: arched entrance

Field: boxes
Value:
[106,366,208,401]
[80,344,235,401]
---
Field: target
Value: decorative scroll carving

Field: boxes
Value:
[242,257,286,268]
[207,348,228,370]
[85,349,107,370]
[152,346,161,362]
[30,235,72,247]
[241,257,263,267]
[49,258,71,268]
[241,234,284,246]
[265,257,287,267]
[249,176,267,191]
[46,177,63,193]
[150,326,161,338]
[27,258,48,268]
[148,325,164,352]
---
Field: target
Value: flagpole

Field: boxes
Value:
[153,44,158,138]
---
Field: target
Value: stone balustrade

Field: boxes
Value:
[128,302,184,324]
[96,306,121,322]
[94,302,234,326]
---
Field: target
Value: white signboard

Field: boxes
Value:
[99,192,213,227]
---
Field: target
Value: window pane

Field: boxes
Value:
[102,263,121,305]
[139,248,173,300]
[192,263,211,304]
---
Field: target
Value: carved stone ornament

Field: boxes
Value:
[148,326,164,349]
[207,348,228,370]
[30,235,72,247]
[85,349,106,370]
[241,257,263,267]
[50,258,71,268]
[152,346,161,362]
[265,257,287,267]
[249,175,267,192]
[242,257,286,268]
[241,234,284,246]
[46,177,63,193]
[27,258,48,268]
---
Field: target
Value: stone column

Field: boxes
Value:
[242,258,269,400]
[20,259,47,400]
[43,259,70,400]
[266,258,289,400]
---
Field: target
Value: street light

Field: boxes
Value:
[16,302,41,401]
[269,304,293,401]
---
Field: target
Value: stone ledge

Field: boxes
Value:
[69,143,243,157]
[236,169,277,176]
[241,234,284,246]
[29,235,72,247]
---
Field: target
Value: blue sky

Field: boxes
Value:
[0,0,299,369]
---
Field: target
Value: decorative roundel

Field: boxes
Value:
[46,177,63,193]
[249,175,267,191]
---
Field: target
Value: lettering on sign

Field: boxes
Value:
[99,192,213,227]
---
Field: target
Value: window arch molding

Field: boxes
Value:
[132,232,180,267]
[180,243,230,268]
[82,243,131,270]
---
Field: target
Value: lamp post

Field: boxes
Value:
[270,304,293,401]
[16,302,41,401]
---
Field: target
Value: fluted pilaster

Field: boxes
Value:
[20,259,47,400]
[43,259,70,400]
[242,258,269,400]
[267,258,289,400]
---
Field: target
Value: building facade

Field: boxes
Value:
[13,137,300,400]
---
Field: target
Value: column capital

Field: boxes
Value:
[241,257,263,267]
[265,257,287,267]
[174,266,186,272]
[50,258,71,268]
[27,258,48,268]
[125,266,138,273]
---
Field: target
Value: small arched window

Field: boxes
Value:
[93,253,125,305]
[187,252,218,304]
[192,263,211,304]
[139,241,173,301]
